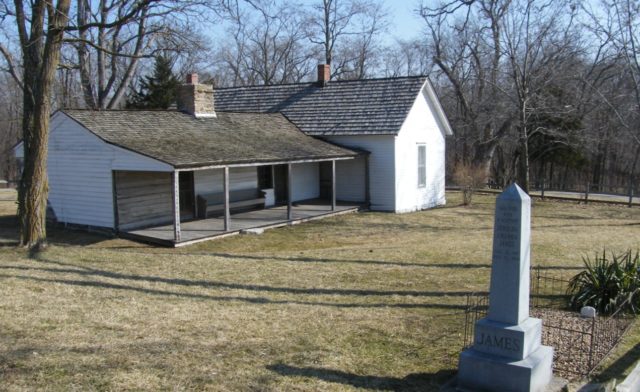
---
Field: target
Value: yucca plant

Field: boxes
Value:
[567,249,640,315]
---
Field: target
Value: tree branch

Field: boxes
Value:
[0,43,23,90]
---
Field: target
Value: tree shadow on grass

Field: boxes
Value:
[0,213,113,248]
[266,363,456,391]
[0,215,19,246]
[344,221,493,233]
[0,340,220,388]
[0,272,470,310]
[103,249,585,271]
[106,249,494,270]
[2,257,484,299]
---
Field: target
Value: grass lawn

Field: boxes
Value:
[0,189,639,391]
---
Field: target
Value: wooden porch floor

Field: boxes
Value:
[121,199,362,247]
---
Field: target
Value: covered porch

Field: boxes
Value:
[121,199,362,247]
[108,115,369,246]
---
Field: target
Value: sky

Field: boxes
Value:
[382,0,425,42]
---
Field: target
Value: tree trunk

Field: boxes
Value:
[324,1,331,67]
[16,0,71,248]
[77,0,97,109]
[517,102,530,193]
[19,97,51,248]
[517,136,530,193]
[472,138,499,181]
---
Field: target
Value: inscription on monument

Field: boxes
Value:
[476,332,521,352]
[492,204,521,265]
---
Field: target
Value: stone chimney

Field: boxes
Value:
[177,73,216,118]
[317,64,330,87]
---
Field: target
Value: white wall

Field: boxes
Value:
[194,164,318,202]
[291,162,319,201]
[335,157,366,202]
[322,135,395,211]
[394,87,447,213]
[44,112,171,228]
[194,167,257,195]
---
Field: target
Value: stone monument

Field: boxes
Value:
[458,184,553,392]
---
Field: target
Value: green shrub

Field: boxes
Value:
[567,249,640,315]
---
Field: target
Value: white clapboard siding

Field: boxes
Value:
[321,135,395,211]
[335,157,366,202]
[115,171,173,230]
[47,113,115,227]
[291,162,319,201]
[394,84,447,213]
[194,167,257,196]
[45,112,172,228]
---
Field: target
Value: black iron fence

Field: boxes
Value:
[461,268,637,380]
[530,267,572,308]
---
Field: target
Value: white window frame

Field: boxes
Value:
[417,144,426,188]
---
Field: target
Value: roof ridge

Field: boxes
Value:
[63,108,183,113]
[214,75,428,91]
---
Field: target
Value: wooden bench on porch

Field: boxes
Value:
[196,188,266,219]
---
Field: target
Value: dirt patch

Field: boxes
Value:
[532,308,635,380]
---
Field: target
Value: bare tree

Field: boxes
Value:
[331,1,387,80]
[581,0,640,194]
[214,0,317,86]
[501,0,580,191]
[0,0,214,247]
[421,0,513,183]
[380,38,432,77]
[0,0,72,248]
[0,73,22,182]
[67,0,212,109]
[421,0,582,191]
[306,0,387,79]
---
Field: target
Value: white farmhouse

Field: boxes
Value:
[15,66,453,246]
[215,64,454,213]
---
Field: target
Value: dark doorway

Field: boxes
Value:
[273,164,288,204]
[179,171,195,220]
[257,165,274,189]
[319,162,332,200]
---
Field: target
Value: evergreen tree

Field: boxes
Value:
[127,56,179,109]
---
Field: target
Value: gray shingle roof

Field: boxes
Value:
[213,76,428,136]
[63,110,360,169]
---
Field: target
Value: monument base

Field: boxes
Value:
[458,345,554,392]
[473,317,543,360]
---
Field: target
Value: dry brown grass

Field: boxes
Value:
[0,190,639,391]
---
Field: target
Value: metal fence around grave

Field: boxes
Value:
[461,268,637,380]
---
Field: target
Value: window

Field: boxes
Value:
[417,144,426,188]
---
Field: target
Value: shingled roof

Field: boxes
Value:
[213,76,429,136]
[62,110,360,169]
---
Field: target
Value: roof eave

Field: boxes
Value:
[305,131,399,136]
[423,78,454,136]
[173,154,361,170]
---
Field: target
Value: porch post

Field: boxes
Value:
[364,155,371,207]
[172,171,181,243]
[224,166,230,231]
[331,160,336,211]
[287,163,292,220]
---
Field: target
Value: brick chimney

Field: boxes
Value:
[177,73,216,118]
[317,64,330,87]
